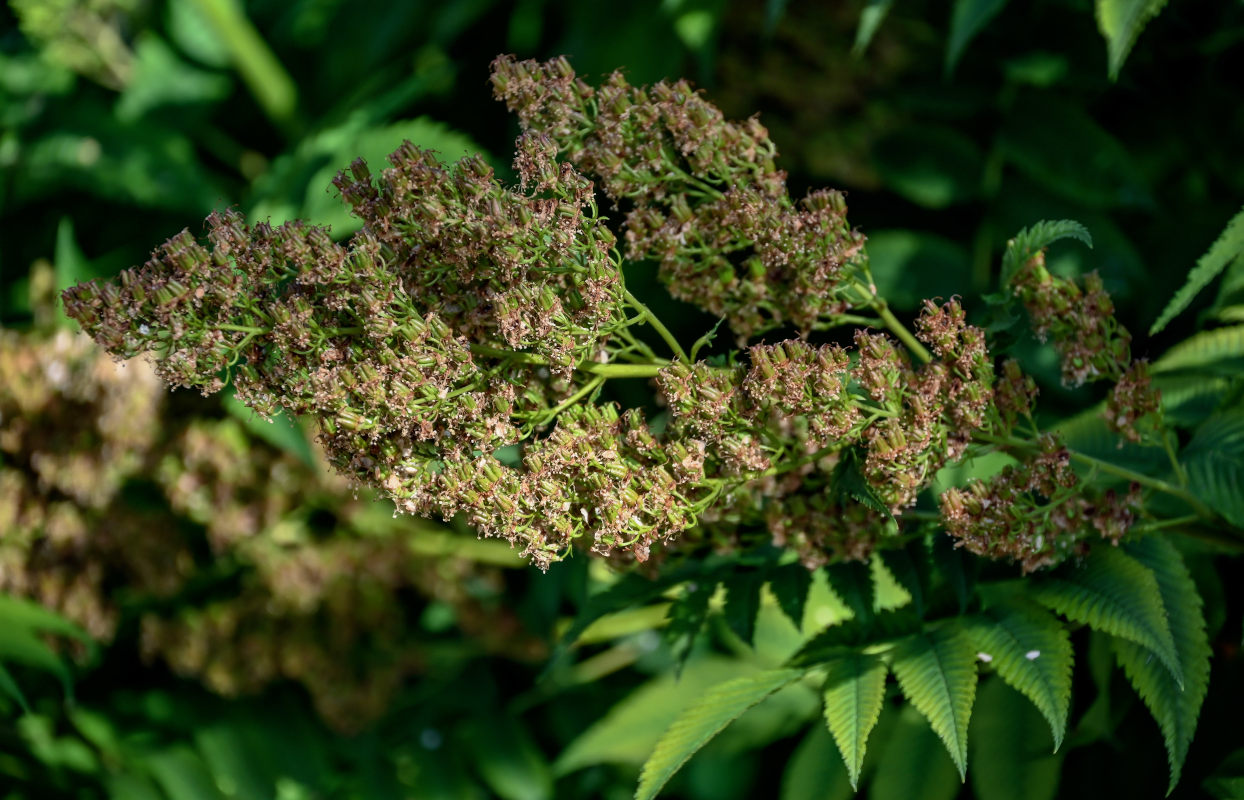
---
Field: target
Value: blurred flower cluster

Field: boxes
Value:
[2,285,534,729]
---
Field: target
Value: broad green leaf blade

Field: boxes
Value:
[466,715,554,800]
[1152,325,1244,375]
[1096,0,1169,80]
[821,652,888,789]
[963,600,1072,749]
[945,0,1009,75]
[0,628,74,697]
[1150,206,1244,334]
[889,625,978,779]
[870,704,961,800]
[781,725,853,800]
[1001,220,1093,285]
[1115,536,1211,793]
[970,679,1064,800]
[1030,545,1181,687]
[1183,411,1244,527]
[664,578,717,674]
[635,669,804,800]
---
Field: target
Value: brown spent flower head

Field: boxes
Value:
[491,54,868,340]
[1104,360,1162,443]
[939,434,1141,571]
[1008,251,1131,387]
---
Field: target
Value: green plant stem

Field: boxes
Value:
[624,289,689,362]
[468,343,669,378]
[873,301,933,364]
[973,431,1219,521]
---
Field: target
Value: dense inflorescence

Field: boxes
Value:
[491,54,869,339]
[62,55,1164,575]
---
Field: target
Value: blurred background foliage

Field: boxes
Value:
[1,0,1243,798]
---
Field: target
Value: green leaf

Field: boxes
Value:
[931,534,975,615]
[870,704,962,800]
[852,0,895,57]
[970,679,1064,800]
[878,543,930,617]
[723,570,764,645]
[1183,410,1244,527]
[1150,206,1244,334]
[945,0,1009,75]
[780,725,853,800]
[635,669,804,800]
[1030,545,1181,687]
[1115,536,1212,792]
[466,715,554,800]
[0,662,30,714]
[865,230,972,313]
[221,390,317,469]
[768,563,813,631]
[963,600,1072,749]
[1204,747,1244,800]
[830,448,892,517]
[1152,325,1244,376]
[889,625,978,779]
[1096,0,1169,80]
[788,609,922,668]
[664,577,717,673]
[1000,219,1093,285]
[821,652,888,789]
[824,561,875,626]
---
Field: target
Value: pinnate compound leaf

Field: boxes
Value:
[1182,411,1244,527]
[879,541,931,618]
[963,600,1072,749]
[1096,0,1169,80]
[1114,536,1211,793]
[1151,206,1244,334]
[1031,545,1181,687]
[635,669,804,800]
[825,561,875,627]
[821,652,888,789]
[889,625,978,780]
[1000,220,1092,285]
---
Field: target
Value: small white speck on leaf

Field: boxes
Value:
[1025,650,1041,660]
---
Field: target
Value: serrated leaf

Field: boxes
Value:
[831,448,893,517]
[821,652,888,789]
[1030,545,1181,687]
[1153,326,1244,375]
[1096,0,1169,80]
[1151,206,1244,334]
[889,625,978,779]
[879,542,931,617]
[970,679,1064,800]
[1182,411,1244,527]
[870,704,962,800]
[635,669,804,800]
[824,561,875,627]
[1001,220,1093,285]
[768,563,814,631]
[963,600,1072,749]
[1115,536,1211,792]
[723,569,764,646]
[945,0,1009,75]
[788,609,922,668]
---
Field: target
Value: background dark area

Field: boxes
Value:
[1,1,1243,798]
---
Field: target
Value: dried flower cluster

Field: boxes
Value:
[61,55,1161,576]
[491,54,868,338]
[0,321,535,730]
[939,435,1141,572]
